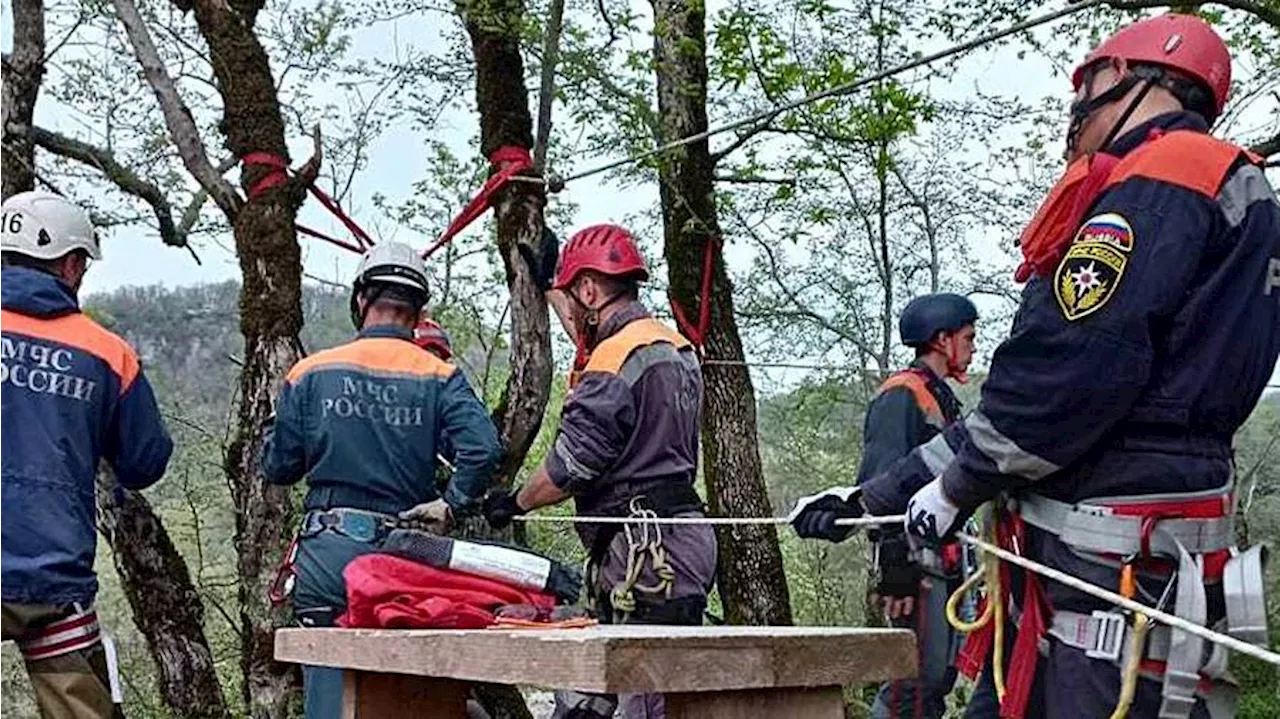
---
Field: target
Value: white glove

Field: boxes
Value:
[904,478,962,548]
[399,498,453,535]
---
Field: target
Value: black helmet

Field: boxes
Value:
[899,293,978,347]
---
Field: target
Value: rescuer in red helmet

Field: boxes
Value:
[485,224,717,719]
[850,14,1277,718]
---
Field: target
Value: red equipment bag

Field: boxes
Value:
[338,554,557,630]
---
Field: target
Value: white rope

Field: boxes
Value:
[956,531,1280,666]
[511,0,1105,188]
[514,511,1280,666]
[513,514,903,526]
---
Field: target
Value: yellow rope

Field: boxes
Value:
[608,500,678,620]
[1109,614,1151,719]
[945,562,992,633]
[943,510,1005,700]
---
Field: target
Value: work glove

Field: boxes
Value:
[399,498,453,535]
[518,227,560,292]
[788,487,864,542]
[873,531,922,620]
[483,489,525,530]
[904,478,965,549]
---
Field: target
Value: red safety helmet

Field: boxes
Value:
[1072,14,1231,119]
[413,318,453,360]
[552,224,649,290]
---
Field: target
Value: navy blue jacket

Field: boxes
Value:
[857,361,961,485]
[863,112,1280,519]
[261,324,501,515]
[2,267,173,605]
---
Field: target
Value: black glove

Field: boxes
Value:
[790,493,864,542]
[483,489,524,530]
[518,227,560,292]
[874,532,922,599]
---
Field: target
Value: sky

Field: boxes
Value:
[4,0,1093,295]
[2,0,1278,384]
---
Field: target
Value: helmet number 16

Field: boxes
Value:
[3,212,25,236]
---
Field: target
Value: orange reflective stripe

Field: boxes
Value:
[877,371,943,425]
[584,318,691,375]
[1,309,140,392]
[1104,130,1247,198]
[286,337,455,384]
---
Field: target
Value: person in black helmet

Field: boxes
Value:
[788,292,977,719]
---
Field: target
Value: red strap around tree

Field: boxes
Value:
[241,152,375,254]
[670,235,720,354]
[421,146,535,259]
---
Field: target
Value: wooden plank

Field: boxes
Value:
[276,625,916,694]
[665,685,845,719]
[340,671,469,719]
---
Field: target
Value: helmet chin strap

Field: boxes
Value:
[567,286,628,357]
[1066,68,1154,158]
[350,285,389,330]
[929,336,969,385]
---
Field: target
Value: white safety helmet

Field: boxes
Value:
[350,241,429,329]
[1,191,102,261]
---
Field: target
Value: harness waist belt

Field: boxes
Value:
[1016,493,1234,558]
[303,507,401,543]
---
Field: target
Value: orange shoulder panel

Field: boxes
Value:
[585,318,692,375]
[878,371,943,423]
[286,337,454,384]
[1106,130,1245,198]
[1,309,140,391]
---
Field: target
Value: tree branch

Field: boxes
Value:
[112,0,241,217]
[709,115,778,165]
[533,0,565,172]
[32,125,195,252]
[1105,0,1280,31]
[1251,131,1280,159]
[714,173,794,185]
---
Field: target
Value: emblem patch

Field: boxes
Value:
[1054,214,1133,321]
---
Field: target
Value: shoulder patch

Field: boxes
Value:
[1054,214,1132,321]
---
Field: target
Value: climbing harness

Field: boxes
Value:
[15,602,103,661]
[268,534,300,606]
[941,491,1274,719]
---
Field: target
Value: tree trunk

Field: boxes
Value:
[650,0,792,626]
[460,0,554,492]
[453,0,553,714]
[1,0,44,199]
[96,469,230,718]
[186,1,306,715]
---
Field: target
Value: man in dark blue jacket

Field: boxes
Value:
[261,241,501,719]
[833,15,1278,719]
[485,224,716,719]
[789,293,976,719]
[2,191,173,718]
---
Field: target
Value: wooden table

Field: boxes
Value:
[276,625,916,718]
